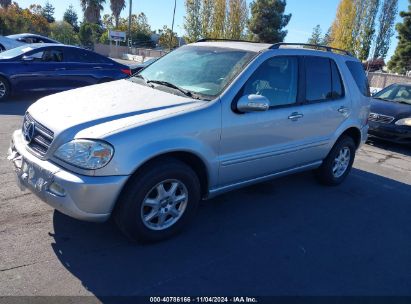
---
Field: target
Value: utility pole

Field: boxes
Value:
[169,0,176,50]
[128,0,132,48]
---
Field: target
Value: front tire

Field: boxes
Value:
[316,136,356,186]
[0,76,10,101]
[114,158,201,243]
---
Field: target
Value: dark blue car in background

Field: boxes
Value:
[0,43,131,101]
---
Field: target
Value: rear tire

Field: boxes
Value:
[0,76,10,102]
[316,136,356,186]
[114,158,201,243]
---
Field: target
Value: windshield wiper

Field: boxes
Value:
[133,74,148,83]
[147,80,201,99]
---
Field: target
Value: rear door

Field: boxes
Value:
[63,49,122,87]
[296,56,351,160]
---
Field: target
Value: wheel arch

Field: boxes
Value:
[339,126,362,149]
[123,150,210,199]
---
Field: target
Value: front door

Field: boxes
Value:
[219,56,312,187]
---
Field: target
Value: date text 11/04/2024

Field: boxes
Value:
[149,297,258,303]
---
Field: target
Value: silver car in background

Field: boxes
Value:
[8,41,370,242]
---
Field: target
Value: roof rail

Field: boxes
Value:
[270,43,354,57]
[196,38,262,44]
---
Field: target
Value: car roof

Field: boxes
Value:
[191,40,356,60]
[191,41,272,53]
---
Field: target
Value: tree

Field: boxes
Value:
[64,5,79,31]
[50,21,79,44]
[307,25,322,45]
[355,0,380,61]
[0,0,11,9]
[184,0,202,42]
[388,0,411,74]
[41,1,55,23]
[211,0,226,38]
[330,0,356,53]
[80,0,106,24]
[200,0,213,38]
[373,0,398,59]
[321,27,332,45]
[0,3,50,35]
[110,0,125,28]
[158,25,178,49]
[226,0,248,39]
[79,22,102,46]
[248,0,291,43]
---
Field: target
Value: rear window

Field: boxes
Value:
[346,61,370,96]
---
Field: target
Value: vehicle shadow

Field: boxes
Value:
[50,168,411,298]
[0,94,45,116]
[366,137,411,157]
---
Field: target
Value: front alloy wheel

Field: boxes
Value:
[141,179,188,231]
[114,158,201,242]
[0,78,9,101]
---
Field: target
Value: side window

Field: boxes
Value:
[29,49,63,62]
[346,61,370,96]
[243,56,298,108]
[305,57,332,101]
[331,60,344,99]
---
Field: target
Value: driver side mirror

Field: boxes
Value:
[236,94,270,113]
[22,56,35,62]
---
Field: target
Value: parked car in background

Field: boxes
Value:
[369,83,411,144]
[0,44,131,101]
[0,36,25,52]
[8,41,370,242]
[130,57,158,75]
[6,33,60,44]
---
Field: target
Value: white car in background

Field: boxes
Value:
[0,36,25,52]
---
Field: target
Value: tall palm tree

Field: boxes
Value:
[0,0,11,9]
[80,0,106,24]
[110,0,125,28]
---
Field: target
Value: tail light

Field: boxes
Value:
[121,68,132,76]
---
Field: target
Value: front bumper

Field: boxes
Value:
[368,122,411,144]
[8,130,129,222]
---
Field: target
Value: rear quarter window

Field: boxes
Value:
[346,61,370,96]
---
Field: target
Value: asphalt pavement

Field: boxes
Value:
[0,95,411,299]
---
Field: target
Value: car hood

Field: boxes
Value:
[370,98,411,119]
[28,79,206,139]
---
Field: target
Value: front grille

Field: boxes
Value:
[368,112,395,124]
[22,113,54,156]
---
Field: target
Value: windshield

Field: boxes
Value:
[137,45,256,98]
[374,84,411,105]
[0,45,38,59]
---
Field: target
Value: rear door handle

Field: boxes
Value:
[338,106,350,115]
[55,67,66,71]
[288,112,304,120]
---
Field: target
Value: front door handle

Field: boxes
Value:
[288,112,304,121]
[55,67,66,71]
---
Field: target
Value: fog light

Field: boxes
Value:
[48,182,66,197]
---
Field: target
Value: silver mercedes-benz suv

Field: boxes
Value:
[8,41,370,242]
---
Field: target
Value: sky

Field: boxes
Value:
[16,0,410,60]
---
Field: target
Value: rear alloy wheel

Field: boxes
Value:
[316,136,356,186]
[114,158,201,242]
[0,77,10,101]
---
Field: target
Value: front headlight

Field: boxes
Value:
[395,118,411,126]
[54,139,114,170]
